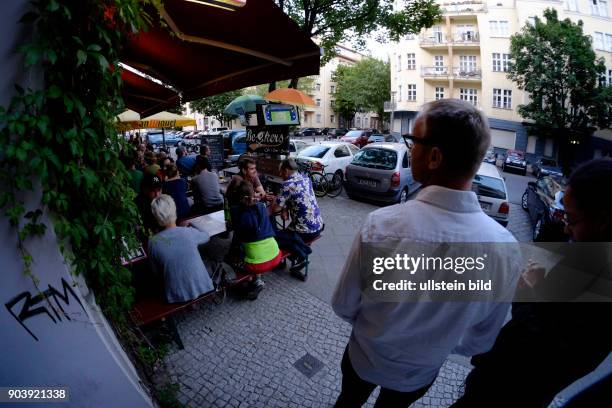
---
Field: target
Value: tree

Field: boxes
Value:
[274,0,441,88]
[508,8,612,168]
[332,58,390,128]
[190,90,243,127]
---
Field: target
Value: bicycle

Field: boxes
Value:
[295,160,343,198]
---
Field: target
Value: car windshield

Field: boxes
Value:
[344,130,362,138]
[540,158,557,166]
[299,145,330,158]
[472,175,506,199]
[352,148,397,170]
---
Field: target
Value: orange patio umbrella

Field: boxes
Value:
[265,88,316,107]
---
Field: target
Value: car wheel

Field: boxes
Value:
[533,216,544,242]
[521,191,529,210]
[398,187,409,204]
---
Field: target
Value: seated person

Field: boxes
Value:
[267,158,324,281]
[148,194,214,303]
[135,173,163,234]
[231,180,282,274]
[143,151,162,177]
[226,157,265,205]
[196,145,213,172]
[191,155,224,215]
[176,146,197,177]
[162,164,191,221]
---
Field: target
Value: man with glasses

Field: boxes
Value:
[452,158,612,407]
[332,99,522,407]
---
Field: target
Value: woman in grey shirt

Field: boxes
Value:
[148,194,214,303]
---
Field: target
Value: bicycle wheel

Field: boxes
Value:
[310,172,328,197]
[325,172,343,197]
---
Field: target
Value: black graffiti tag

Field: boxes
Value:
[5,278,86,341]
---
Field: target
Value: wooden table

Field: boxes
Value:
[178,210,226,237]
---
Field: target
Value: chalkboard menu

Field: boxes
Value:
[246,126,290,155]
[200,134,224,170]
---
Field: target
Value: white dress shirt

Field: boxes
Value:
[332,185,522,392]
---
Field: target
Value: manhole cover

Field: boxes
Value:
[293,353,324,378]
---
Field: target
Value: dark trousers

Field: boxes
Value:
[334,347,433,408]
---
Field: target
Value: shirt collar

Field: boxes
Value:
[415,185,481,213]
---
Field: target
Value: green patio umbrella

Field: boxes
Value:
[223,94,266,116]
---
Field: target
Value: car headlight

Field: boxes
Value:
[522,161,526,166]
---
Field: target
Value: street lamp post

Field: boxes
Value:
[390,91,396,136]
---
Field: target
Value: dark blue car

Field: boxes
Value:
[532,158,563,178]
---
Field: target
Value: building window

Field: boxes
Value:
[594,32,604,49]
[459,55,477,73]
[527,16,536,26]
[330,114,335,123]
[316,113,321,123]
[490,20,510,37]
[565,0,579,12]
[608,68,612,85]
[493,53,511,72]
[606,33,612,51]
[592,0,608,17]
[433,25,444,43]
[316,83,321,91]
[406,34,416,40]
[398,85,402,101]
[330,85,335,93]
[493,88,512,109]
[435,87,445,100]
[407,84,416,101]
[330,100,335,107]
[316,98,321,107]
[460,88,478,106]
[397,54,402,71]
[364,118,369,127]
[434,55,445,73]
[406,53,416,70]
[356,117,361,126]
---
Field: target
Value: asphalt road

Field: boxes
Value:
[499,168,535,204]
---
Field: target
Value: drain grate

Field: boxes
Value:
[293,353,324,378]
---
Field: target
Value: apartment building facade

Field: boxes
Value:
[302,44,380,130]
[389,0,612,160]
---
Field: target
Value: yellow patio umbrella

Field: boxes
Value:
[116,111,196,132]
[264,88,316,107]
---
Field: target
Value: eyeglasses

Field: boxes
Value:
[402,134,438,148]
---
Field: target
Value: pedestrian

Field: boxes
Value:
[266,158,323,281]
[452,158,612,408]
[331,99,523,407]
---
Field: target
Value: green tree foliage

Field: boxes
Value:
[332,58,390,126]
[0,0,149,319]
[190,89,243,126]
[508,9,612,154]
[276,0,442,87]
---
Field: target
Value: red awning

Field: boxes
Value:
[121,0,320,116]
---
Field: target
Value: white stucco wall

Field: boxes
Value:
[0,1,153,407]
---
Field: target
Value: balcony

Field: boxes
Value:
[450,31,480,47]
[441,1,487,16]
[421,66,451,79]
[452,67,482,80]
[419,34,447,48]
[384,100,396,113]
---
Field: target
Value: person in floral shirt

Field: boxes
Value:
[267,158,323,280]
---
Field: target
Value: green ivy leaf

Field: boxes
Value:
[47,0,59,12]
[48,85,61,98]
[87,44,102,52]
[98,54,109,71]
[45,49,57,65]
[76,50,87,66]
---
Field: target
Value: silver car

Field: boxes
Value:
[472,162,510,227]
[344,143,418,204]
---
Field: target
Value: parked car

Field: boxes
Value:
[296,141,359,178]
[367,133,397,144]
[223,129,247,161]
[321,128,330,135]
[294,127,317,137]
[206,127,229,135]
[472,163,510,227]
[521,175,568,241]
[532,157,563,178]
[327,128,348,138]
[147,132,183,148]
[483,147,497,165]
[341,130,369,148]
[502,149,527,175]
[288,139,311,157]
[344,143,418,204]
